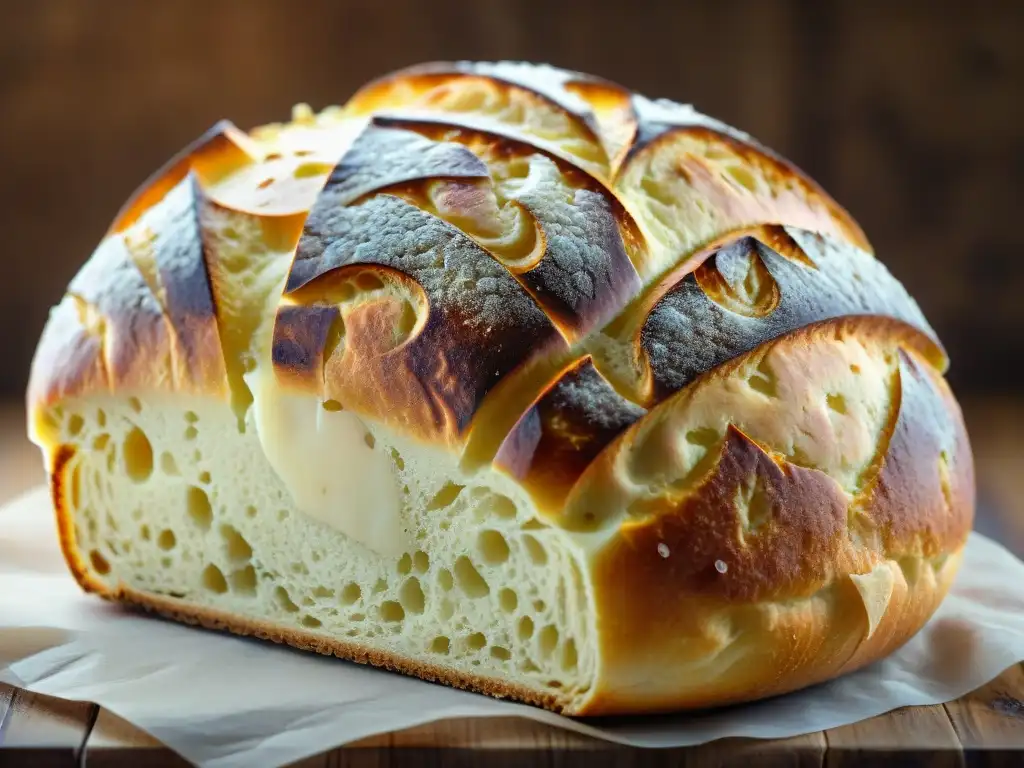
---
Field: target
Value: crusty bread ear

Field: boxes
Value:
[28,61,973,715]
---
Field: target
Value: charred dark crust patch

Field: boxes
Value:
[495,357,647,511]
[639,227,945,403]
[272,304,340,390]
[319,121,490,212]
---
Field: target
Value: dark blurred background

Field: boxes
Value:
[0,0,1021,549]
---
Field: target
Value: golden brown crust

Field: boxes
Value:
[568,319,973,714]
[108,121,254,235]
[858,349,975,559]
[27,61,976,717]
[623,98,869,252]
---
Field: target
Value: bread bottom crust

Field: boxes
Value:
[109,584,568,713]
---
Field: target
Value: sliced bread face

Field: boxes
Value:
[41,393,595,711]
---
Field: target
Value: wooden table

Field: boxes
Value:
[1,665,1023,766]
[2,398,1023,765]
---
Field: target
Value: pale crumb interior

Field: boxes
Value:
[47,395,596,708]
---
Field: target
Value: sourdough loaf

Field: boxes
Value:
[27,62,974,715]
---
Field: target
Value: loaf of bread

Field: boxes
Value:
[26,62,974,715]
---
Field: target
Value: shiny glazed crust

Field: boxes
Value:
[28,61,974,715]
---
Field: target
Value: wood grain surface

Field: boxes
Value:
[1,664,1022,766]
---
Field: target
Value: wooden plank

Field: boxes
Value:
[0,684,16,743]
[83,709,188,768]
[292,724,826,767]
[944,662,1024,751]
[0,687,96,768]
[825,704,963,768]
[0,688,95,749]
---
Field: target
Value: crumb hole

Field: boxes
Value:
[128,397,142,413]
[301,615,322,628]
[160,452,179,475]
[89,549,110,575]
[427,482,464,510]
[68,414,85,436]
[123,427,153,481]
[380,601,405,622]
[185,425,198,440]
[850,364,862,374]
[157,529,177,551]
[726,164,758,192]
[257,177,275,189]
[275,586,300,613]
[92,433,110,450]
[491,646,511,661]
[294,162,332,179]
[313,586,334,598]
[478,530,510,564]
[186,486,213,531]
[202,564,228,594]
[390,447,405,470]
[397,553,412,574]
[454,556,489,598]
[363,432,375,449]
[518,615,534,640]
[533,599,546,612]
[538,625,559,657]
[322,399,343,411]
[184,411,199,423]
[340,583,362,605]
[430,636,450,654]
[96,409,106,427]
[373,577,387,594]
[490,494,518,519]
[400,577,425,614]
[827,393,848,415]
[246,505,257,518]
[413,551,429,573]
[561,639,578,672]
[747,358,778,397]
[220,524,252,561]
[140,524,151,541]
[465,632,486,651]
[437,569,454,591]
[230,565,257,596]
[499,588,518,613]
[522,534,548,565]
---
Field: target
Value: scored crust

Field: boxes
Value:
[27,61,974,716]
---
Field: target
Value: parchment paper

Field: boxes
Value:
[3,486,1023,767]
